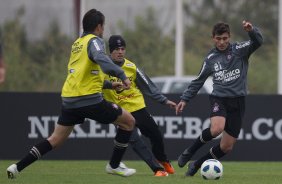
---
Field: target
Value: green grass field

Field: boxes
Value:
[0,160,281,184]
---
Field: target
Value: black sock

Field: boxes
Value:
[16,140,52,172]
[194,144,226,169]
[188,128,214,154]
[109,128,132,169]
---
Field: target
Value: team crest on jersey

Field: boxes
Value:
[227,54,232,60]
[213,102,220,112]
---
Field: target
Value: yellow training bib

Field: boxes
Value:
[62,34,105,97]
[103,59,145,112]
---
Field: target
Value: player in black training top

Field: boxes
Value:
[176,20,263,176]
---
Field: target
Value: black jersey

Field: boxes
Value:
[181,27,263,102]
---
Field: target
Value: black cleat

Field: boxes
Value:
[178,149,193,168]
[185,161,199,177]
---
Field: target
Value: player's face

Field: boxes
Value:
[111,47,126,63]
[213,32,230,51]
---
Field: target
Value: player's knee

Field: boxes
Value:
[210,128,224,137]
[210,122,225,137]
[220,144,233,153]
[128,115,135,129]
[120,116,135,131]
[124,116,135,130]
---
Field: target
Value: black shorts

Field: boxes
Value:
[209,95,245,138]
[58,99,122,126]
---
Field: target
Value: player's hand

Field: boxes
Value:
[165,100,177,109]
[242,20,253,32]
[112,82,123,92]
[176,100,187,115]
[122,78,131,90]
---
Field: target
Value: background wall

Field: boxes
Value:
[0,0,278,93]
[0,0,76,40]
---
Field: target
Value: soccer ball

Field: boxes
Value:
[200,159,223,180]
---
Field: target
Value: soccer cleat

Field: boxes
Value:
[7,164,19,179]
[154,170,169,177]
[158,161,175,174]
[185,161,199,177]
[106,162,136,177]
[178,148,193,168]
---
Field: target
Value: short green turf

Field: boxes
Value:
[1,160,281,184]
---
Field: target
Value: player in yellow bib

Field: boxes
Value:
[7,9,136,179]
[103,35,176,176]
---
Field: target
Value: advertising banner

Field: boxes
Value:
[1,92,281,161]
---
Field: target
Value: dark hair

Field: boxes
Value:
[82,9,105,32]
[108,35,126,53]
[212,22,230,37]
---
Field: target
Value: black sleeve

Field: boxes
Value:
[247,27,263,57]
[103,80,113,89]
[135,68,167,104]
[180,60,211,102]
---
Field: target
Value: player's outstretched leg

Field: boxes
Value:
[7,125,74,179]
[185,144,226,177]
[178,128,215,167]
[132,109,174,174]
[129,127,167,176]
[6,140,53,179]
